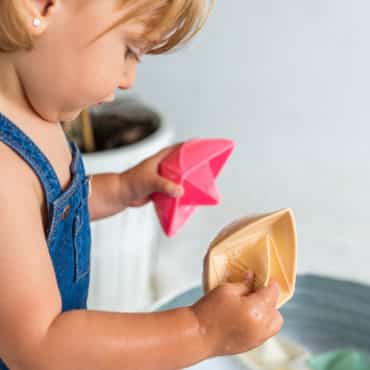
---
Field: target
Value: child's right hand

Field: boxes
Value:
[191,272,283,357]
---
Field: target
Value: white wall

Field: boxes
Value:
[124,1,370,295]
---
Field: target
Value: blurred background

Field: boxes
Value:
[125,0,370,298]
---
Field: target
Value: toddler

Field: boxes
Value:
[0,1,283,369]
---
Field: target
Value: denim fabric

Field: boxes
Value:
[0,112,91,369]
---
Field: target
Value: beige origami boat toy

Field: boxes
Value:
[203,208,297,308]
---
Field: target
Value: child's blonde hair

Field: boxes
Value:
[0,0,213,53]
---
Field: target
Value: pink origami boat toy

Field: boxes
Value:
[151,139,235,236]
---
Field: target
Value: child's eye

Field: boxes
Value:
[124,46,141,63]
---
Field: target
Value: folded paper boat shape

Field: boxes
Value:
[151,139,235,236]
[203,208,297,307]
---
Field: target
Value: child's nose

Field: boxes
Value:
[118,76,134,90]
[118,64,137,90]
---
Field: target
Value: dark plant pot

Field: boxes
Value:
[81,97,161,153]
[78,96,174,312]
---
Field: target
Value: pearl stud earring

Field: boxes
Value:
[32,18,41,27]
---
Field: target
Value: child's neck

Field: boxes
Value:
[0,53,52,127]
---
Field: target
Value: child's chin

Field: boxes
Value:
[60,110,82,123]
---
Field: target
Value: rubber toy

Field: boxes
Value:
[203,208,297,308]
[151,139,235,236]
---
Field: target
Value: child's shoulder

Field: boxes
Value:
[0,140,42,203]
[0,140,49,234]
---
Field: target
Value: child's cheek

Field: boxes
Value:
[80,37,125,100]
[81,60,121,104]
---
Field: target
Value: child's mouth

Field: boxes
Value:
[97,96,115,105]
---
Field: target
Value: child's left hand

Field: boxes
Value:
[120,144,184,208]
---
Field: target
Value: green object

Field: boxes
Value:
[307,350,370,370]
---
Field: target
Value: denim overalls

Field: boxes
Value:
[0,112,91,370]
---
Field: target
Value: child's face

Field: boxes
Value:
[16,1,147,122]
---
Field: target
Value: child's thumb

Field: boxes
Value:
[230,271,255,296]
[156,177,183,198]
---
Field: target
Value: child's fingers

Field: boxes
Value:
[269,310,284,336]
[252,281,280,308]
[228,272,255,296]
[155,177,183,197]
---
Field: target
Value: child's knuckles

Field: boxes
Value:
[244,304,265,326]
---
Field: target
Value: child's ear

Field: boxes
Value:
[23,0,60,35]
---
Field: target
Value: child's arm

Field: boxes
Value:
[0,149,282,370]
[88,145,183,221]
[87,172,132,221]
[0,152,206,370]
[38,307,207,370]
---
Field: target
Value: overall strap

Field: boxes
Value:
[0,113,63,207]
